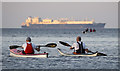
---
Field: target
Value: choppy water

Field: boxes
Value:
[1,28,119,69]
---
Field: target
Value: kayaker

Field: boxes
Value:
[85,28,89,32]
[93,29,96,32]
[90,28,92,32]
[70,36,91,54]
[21,37,40,54]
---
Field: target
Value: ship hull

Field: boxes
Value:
[21,23,105,29]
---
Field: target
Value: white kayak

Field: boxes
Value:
[10,49,48,58]
[57,48,98,57]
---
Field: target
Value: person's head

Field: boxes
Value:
[26,37,31,42]
[76,36,81,42]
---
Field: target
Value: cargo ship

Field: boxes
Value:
[21,16,105,29]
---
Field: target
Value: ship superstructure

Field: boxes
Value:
[21,16,105,29]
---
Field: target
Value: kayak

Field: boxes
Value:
[57,48,98,57]
[10,49,48,58]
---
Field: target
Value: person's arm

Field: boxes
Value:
[35,46,40,52]
[83,42,92,53]
[70,43,75,50]
[70,47,74,49]
[21,47,24,49]
[85,49,92,53]
[21,44,25,49]
[33,44,40,52]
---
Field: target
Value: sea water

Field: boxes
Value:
[1,28,119,69]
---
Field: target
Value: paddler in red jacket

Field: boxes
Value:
[21,37,40,54]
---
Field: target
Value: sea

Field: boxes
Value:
[1,28,119,69]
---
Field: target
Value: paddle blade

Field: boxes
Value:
[59,41,71,47]
[45,43,57,48]
[9,45,21,49]
[88,51,107,56]
[97,53,107,56]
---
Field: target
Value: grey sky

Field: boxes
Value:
[2,2,118,28]
[0,2,1,28]
[1,0,119,2]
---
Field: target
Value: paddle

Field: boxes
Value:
[59,41,71,47]
[9,43,57,49]
[59,41,107,56]
[37,43,57,48]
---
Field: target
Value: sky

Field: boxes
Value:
[1,0,119,28]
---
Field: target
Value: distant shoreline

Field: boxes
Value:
[0,28,119,29]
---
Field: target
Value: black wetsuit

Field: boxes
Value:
[76,42,85,54]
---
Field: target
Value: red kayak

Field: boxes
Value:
[10,49,48,58]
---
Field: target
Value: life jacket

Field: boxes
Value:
[75,42,85,54]
[24,43,34,54]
